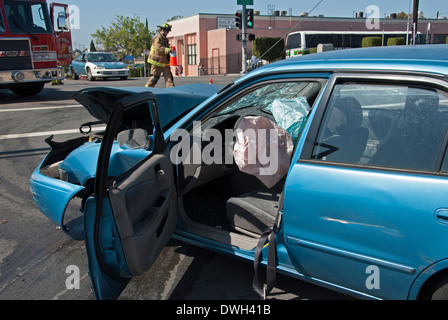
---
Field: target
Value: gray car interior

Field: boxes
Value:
[179,82,322,242]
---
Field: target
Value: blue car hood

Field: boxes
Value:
[72,83,223,131]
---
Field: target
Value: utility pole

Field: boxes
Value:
[412,0,419,44]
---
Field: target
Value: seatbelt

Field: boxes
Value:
[253,191,284,299]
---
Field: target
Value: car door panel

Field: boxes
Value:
[84,197,131,300]
[282,75,448,299]
[283,163,448,299]
[108,149,177,276]
[84,92,177,299]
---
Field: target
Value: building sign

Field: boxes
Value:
[237,0,253,5]
[125,55,134,62]
[217,17,237,29]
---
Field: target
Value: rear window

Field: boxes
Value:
[286,33,302,50]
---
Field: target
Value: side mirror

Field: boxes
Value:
[117,129,153,150]
[57,11,68,30]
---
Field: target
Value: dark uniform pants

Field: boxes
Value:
[146,64,175,88]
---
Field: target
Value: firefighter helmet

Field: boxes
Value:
[159,23,172,32]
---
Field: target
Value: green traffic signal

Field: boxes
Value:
[247,9,254,29]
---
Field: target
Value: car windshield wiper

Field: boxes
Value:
[12,17,38,40]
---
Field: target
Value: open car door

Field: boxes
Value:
[50,3,73,66]
[83,92,177,300]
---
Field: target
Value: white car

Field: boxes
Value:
[70,52,130,81]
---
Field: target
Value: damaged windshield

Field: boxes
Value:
[217,82,321,116]
[208,81,323,144]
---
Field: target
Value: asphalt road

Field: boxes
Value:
[0,75,348,302]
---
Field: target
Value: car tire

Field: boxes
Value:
[120,77,128,80]
[10,82,45,96]
[71,67,79,80]
[429,274,448,300]
[86,68,95,81]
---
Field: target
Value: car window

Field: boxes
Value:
[312,83,448,171]
[0,12,5,33]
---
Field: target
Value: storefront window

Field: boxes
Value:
[187,44,197,65]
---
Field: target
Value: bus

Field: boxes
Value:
[285,30,425,58]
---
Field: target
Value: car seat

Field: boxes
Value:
[226,116,292,237]
[320,96,369,163]
[369,90,442,170]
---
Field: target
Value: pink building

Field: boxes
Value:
[169,13,448,76]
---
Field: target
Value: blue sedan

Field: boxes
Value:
[70,52,130,81]
[31,45,448,300]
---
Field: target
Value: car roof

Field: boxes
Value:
[248,45,448,78]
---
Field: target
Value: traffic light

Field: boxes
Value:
[247,9,254,28]
[235,11,242,29]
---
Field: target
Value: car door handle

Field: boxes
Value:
[436,209,448,224]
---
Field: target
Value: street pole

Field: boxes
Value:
[412,0,419,45]
[241,5,248,73]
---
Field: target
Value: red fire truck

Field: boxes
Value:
[0,0,72,96]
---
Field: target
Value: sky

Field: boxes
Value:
[55,0,447,50]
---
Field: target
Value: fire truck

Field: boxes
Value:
[0,0,72,96]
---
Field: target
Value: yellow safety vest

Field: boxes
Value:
[148,35,171,67]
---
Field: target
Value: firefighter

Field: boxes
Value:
[145,23,175,88]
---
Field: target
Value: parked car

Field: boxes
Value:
[70,52,130,81]
[31,45,448,300]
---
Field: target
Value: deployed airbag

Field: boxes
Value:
[233,116,294,188]
[266,97,310,144]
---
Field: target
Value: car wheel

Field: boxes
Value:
[71,67,79,80]
[86,68,95,81]
[429,274,448,300]
[10,82,45,96]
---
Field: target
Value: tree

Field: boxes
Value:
[252,37,285,63]
[397,11,409,19]
[167,15,183,22]
[91,15,154,56]
[89,40,96,52]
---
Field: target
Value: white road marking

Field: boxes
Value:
[0,104,104,140]
[0,105,82,112]
[0,126,106,140]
